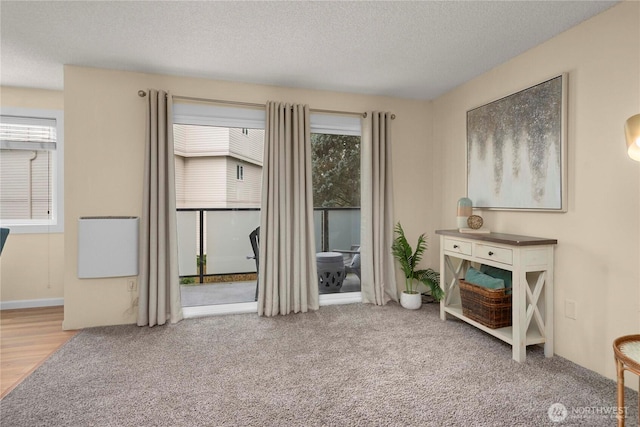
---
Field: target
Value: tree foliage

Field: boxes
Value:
[311,133,360,207]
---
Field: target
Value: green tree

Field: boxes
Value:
[311,134,360,207]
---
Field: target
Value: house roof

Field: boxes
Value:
[0,1,618,100]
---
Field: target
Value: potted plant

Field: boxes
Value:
[391,222,443,309]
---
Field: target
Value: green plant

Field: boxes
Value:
[196,254,207,266]
[196,254,207,275]
[180,277,196,285]
[391,222,443,301]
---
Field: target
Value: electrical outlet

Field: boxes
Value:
[127,279,137,292]
[565,299,577,320]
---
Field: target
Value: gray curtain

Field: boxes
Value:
[138,89,183,326]
[360,112,398,305]
[258,101,319,316]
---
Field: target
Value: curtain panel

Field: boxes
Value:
[258,101,319,316]
[360,112,398,305]
[138,89,183,327]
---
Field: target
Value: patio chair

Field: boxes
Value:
[349,251,361,282]
[247,226,260,301]
[333,245,361,282]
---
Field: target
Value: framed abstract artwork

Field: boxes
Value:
[467,74,567,211]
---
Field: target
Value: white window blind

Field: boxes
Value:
[0,115,57,150]
[0,108,64,233]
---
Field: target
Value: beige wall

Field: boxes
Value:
[0,87,65,303]
[62,66,432,329]
[432,1,640,384]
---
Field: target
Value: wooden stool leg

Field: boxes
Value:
[616,358,625,427]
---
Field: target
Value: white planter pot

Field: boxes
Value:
[400,291,422,310]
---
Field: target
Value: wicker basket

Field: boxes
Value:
[459,279,512,329]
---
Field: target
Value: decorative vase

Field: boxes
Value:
[456,197,472,228]
[400,291,422,310]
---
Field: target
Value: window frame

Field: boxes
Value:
[0,107,64,234]
[173,103,265,129]
[310,113,361,137]
[174,103,362,135]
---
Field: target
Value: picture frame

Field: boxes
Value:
[466,74,567,212]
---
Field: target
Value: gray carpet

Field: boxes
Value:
[1,303,635,426]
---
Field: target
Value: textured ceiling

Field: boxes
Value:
[0,1,618,100]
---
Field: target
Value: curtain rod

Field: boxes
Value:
[137,90,395,120]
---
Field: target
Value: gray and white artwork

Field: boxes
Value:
[467,76,564,210]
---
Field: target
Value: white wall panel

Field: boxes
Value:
[77,217,138,278]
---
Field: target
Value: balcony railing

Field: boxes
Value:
[177,207,360,284]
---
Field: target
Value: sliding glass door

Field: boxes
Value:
[311,115,362,295]
[175,126,263,306]
[173,104,363,308]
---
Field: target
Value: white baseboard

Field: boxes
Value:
[0,298,64,310]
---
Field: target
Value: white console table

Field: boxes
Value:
[436,230,557,362]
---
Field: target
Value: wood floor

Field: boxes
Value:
[1,306,78,399]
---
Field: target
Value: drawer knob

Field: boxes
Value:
[488,251,494,256]
[453,245,459,249]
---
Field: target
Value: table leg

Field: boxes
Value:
[544,265,554,358]
[511,266,526,362]
[616,358,625,427]
[439,243,447,321]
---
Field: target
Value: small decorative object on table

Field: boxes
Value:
[456,197,472,228]
[459,214,489,233]
[467,214,483,229]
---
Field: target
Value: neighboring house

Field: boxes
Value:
[174,124,264,209]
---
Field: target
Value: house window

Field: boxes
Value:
[236,164,244,181]
[0,108,64,233]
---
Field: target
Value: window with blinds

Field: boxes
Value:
[0,115,57,150]
[0,109,63,232]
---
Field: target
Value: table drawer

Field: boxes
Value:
[443,238,472,256]
[474,243,513,265]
